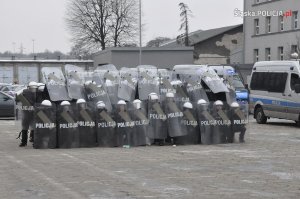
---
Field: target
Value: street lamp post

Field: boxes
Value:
[139,0,142,66]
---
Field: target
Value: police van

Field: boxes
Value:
[249,61,300,126]
[209,65,248,103]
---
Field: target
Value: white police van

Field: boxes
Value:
[249,61,300,126]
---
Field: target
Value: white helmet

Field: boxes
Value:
[61,101,71,106]
[76,99,86,104]
[171,80,182,86]
[41,100,52,107]
[148,93,159,100]
[133,99,142,109]
[197,99,207,105]
[231,102,240,108]
[38,85,45,92]
[214,100,224,106]
[117,100,126,105]
[37,83,45,87]
[166,92,175,98]
[183,102,193,109]
[97,102,106,109]
[28,81,38,88]
[84,80,92,85]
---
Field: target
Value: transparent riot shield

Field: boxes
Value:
[183,74,209,103]
[228,103,249,143]
[41,67,71,101]
[15,89,36,131]
[137,66,160,100]
[118,68,138,101]
[33,104,57,149]
[147,96,168,142]
[198,67,229,94]
[171,80,190,103]
[177,103,200,145]
[97,70,120,106]
[76,102,97,148]
[65,65,86,100]
[57,103,80,148]
[130,101,148,146]
[83,78,112,112]
[164,98,188,139]
[95,106,118,147]
[114,102,135,147]
[158,69,175,100]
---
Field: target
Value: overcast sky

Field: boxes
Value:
[0,0,243,54]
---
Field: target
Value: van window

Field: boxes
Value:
[251,72,287,92]
[291,73,300,91]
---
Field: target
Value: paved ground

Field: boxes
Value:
[0,117,300,199]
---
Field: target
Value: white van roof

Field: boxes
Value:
[253,61,300,73]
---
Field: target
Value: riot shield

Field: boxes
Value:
[95,105,118,147]
[57,103,80,148]
[41,67,71,101]
[164,96,188,138]
[98,70,120,106]
[184,74,209,103]
[114,101,135,147]
[137,66,160,100]
[147,96,168,141]
[131,101,148,146]
[15,89,36,131]
[65,65,86,100]
[210,101,231,144]
[84,80,112,112]
[197,101,215,145]
[158,69,175,100]
[33,103,57,149]
[228,102,249,143]
[118,68,138,101]
[198,67,229,94]
[177,103,200,145]
[76,102,97,148]
[171,80,190,102]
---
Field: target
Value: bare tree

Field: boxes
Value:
[178,2,192,46]
[66,0,138,52]
[110,0,138,47]
[146,37,171,47]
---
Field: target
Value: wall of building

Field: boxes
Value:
[0,60,93,84]
[94,48,194,69]
[194,26,244,65]
[244,0,300,64]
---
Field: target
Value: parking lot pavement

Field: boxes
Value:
[0,117,300,199]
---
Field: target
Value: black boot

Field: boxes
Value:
[18,130,28,147]
[29,130,34,143]
[239,130,245,143]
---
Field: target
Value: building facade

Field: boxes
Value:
[93,47,194,69]
[162,25,244,65]
[244,0,300,64]
[0,59,93,84]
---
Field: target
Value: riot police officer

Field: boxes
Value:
[16,81,38,147]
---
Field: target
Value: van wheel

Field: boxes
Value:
[255,107,267,124]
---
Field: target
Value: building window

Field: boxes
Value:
[265,48,271,61]
[254,19,259,35]
[278,47,284,60]
[293,11,298,29]
[291,45,298,53]
[254,49,259,62]
[266,17,271,33]
[279,16,284,31]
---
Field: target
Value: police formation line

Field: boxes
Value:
[16,82,247,149]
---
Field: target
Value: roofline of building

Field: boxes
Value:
[0,59,94,63]
[94,47,194,56]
